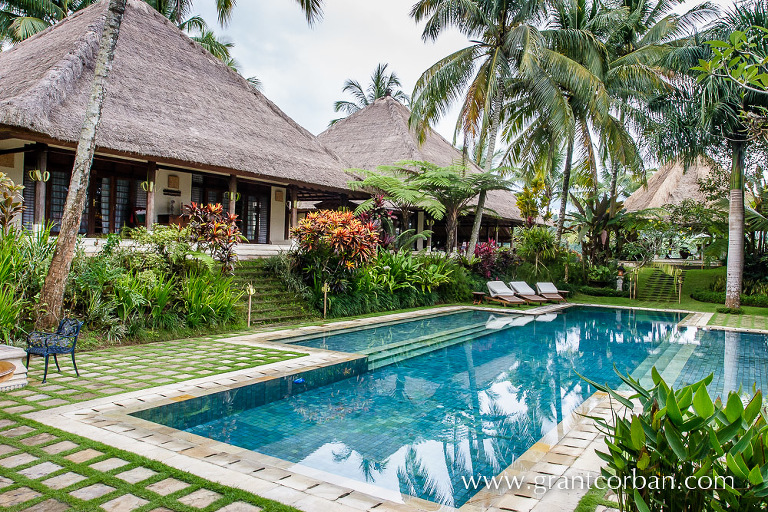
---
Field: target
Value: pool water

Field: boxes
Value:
[135,307,768,507]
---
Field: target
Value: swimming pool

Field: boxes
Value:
[133,306,768,507]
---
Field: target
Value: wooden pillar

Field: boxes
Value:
[228,175,237,214]
[289,187,298,228]
[145,162,156,229]
[34,146,47,229]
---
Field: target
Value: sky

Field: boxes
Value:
[196,0,738,142]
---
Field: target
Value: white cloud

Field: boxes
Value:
[196,0,468,140]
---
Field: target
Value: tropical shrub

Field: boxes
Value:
[0,172,23,235]
[291,210,379,292]
[516,226,559,275]
[184,202,246,274]
[587,265,615,285]
[584,369,768,512]
[182,273,241,328]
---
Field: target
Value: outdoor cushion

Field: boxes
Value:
[536,282,560,294]
[509,281,538,295]
[487,281,517,297]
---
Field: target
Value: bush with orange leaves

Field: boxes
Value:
[290,210,379,292]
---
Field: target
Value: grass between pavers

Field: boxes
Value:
[573,479,617,512]
[0,335,308,511]
[0,412,300,512]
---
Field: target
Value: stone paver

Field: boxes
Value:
[0,475,12,489]
[217,502,263,512]
[0,444,16,455]
[0,486,42,507]
[17,461,63,479]
[177,489,222,508]
[20,433,57,446]
[70,483,115,500]
[19,498,70,512]
[42,472,88,490]
[146,477,190,496]
[2,425,36,437]
[65,448,104,463]
[0,453,38,468]
[89,457,129,472]
[42,441,79,454]
[115,467,157,484]
[101,494,149,512]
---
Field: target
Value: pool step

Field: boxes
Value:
[364,321,503,370]
[629,342,695,390]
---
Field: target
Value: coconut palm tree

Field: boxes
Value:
[329,63,410,125]
[648,1,768,308]
[36,0,324,327]
[409,0,552,257]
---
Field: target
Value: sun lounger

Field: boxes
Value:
[535,282,567,302]
[508,281,548,304]
[486,281,526,307]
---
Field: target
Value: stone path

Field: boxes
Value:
[0,334,306,512]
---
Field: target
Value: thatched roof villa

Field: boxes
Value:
[0,0,360,246]
[318,96,524,250]
[624,158,718,213]
[0,0,522,252]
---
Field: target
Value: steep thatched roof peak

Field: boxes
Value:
[624,157,719,212]
[0,0,353,191]
[318,96,523,223]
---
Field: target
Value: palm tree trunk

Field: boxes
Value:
[725,141,745,309]
[467,90,502,257]
[555,134,575,244]
[36,0,127,329]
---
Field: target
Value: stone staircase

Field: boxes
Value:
[637,267,684,302]
[232,260,316,325]
[362,322,491,370]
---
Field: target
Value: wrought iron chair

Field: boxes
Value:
[26,318,83,383]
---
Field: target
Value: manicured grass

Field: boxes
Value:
[0,335,306,511]
[573,480,617,512]
[572,267,768,329]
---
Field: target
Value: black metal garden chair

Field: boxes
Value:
[26,318,83,383]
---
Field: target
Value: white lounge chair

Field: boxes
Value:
[486,281,526,307]
[535,282,567,302]
[508,281,548,304]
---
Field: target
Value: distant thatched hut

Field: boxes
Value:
[624,158,719,212]
[318,96,524,250]
[0,0,360,247]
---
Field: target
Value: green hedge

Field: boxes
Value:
[691,289,768,307]
[570,285,630,297]
[323,288,439,318]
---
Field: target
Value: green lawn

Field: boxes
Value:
[0,337,306,512]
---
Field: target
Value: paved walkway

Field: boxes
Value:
[0,335,306,512]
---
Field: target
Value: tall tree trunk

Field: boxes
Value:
[608,159,619,217]
[467,89,502,257]
[725,141,745,309]
[446,210,459,254]
[36,0,127,329]
[555,134,575,244]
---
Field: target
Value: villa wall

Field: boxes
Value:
[269,186,287,243]
[155,168,192,220]
[0,148,24,228]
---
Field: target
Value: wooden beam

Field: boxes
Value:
[146,162,156,229]
[289,186,298,229]
[0,144,35,156]
[34,146,47,227]
[228,174,237,215]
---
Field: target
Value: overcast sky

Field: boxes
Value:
[197,0,738,142]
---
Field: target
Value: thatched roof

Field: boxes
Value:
[0,0,354,192]
[624,158,717,212]
[318,96,524,223]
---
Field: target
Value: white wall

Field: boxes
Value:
[154,169,191,219]
[270,186,287,243]
[0,151,24,228]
